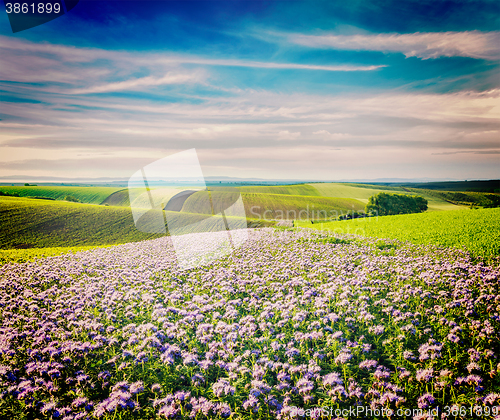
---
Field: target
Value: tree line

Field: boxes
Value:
[365,192,428,216]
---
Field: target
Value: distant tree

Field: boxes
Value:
[24,183,30,186]
[365,192,428,216]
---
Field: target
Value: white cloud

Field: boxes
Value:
[313,130,351,140]
[278,130,301,140]
[0,35,385,93]
[288,30,500,60]
[157,56,385,71]
[1,33,499,180]
[70,72,205,94]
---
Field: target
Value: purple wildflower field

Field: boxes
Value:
[1,228,500,419]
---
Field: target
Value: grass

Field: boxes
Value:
[297,207,500,261]
[308,183,403,202]
[74,183,467,215]
[0,196,273,256]
[101,189,132,206]
[103,185,322,208]
[309,182,462,211]
[408,188,500,208]
[232,184,321,196]
[103,187,205,207]
[406,179,500,192]
[0,196,165,249]
[0,186,124,204]
[181,191,366,220]
[0,245,114,266]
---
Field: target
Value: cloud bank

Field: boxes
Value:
[0,33,499,180]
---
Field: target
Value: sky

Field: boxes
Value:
[0,0,499,182]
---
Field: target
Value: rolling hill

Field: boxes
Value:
[0,196,269,250]
[298,207,500,261]
[181,191,366,220]
[0,186,124,204]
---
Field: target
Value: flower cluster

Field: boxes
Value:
[0,228,499,419]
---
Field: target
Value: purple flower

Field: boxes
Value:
[71,397,88,409]
[151,383,162,393]
[335,350,352,364]
[416,368,434,382]
[130,381,144,395]
[359,359,378,370]
[417,393,435,409]
[322,372,343,387]
[212,379,235,397]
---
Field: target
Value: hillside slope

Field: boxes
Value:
[182,191,365,220]
[0,186,123,204]
[298,207,500,260]
[310,183,462,211]
[0,197,267,249]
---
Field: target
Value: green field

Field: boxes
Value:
[0,196,267,253]
[101,189,132,206]
[309,182,462,211]
[405,179,500,192]
[182,191,365,220]
[0,183,487,214]
[102,184,348,208]
[0,244,115,266]
[407,187,500,208]
[1,182,496,265]
[0,185,124,204]
[297,207,500,261]
[4,182,460,215]
[309,183,401,202]
[233,184,321,196]
[0,196,164,249]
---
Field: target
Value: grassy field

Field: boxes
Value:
[408,188,500,207]
[182,191,365,220]
[0,182,493,261]
[309,183,401,202]
[0,196,268,252]
[102,187,206,207]
[0,244,115,266]
[103,184,325,208]
[297,207,500,261]
[0,185,123,204]
[406,179,500,192]
[6,183,462,215]
[101,189,132,206]
[309,182,462,211]
[233,184,321,196]
[0,183,488,214]
[0,196,165,249]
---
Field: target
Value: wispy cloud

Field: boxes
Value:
[0,36,385,95]
[157,56,385,71]
[287,30,500,60]
[313,130,351,140]
[432,150,500,155]
[0,31,499,180]
[70,72,206,94]
[278,130,301,140]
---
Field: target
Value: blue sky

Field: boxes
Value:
[0,0,499,181]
